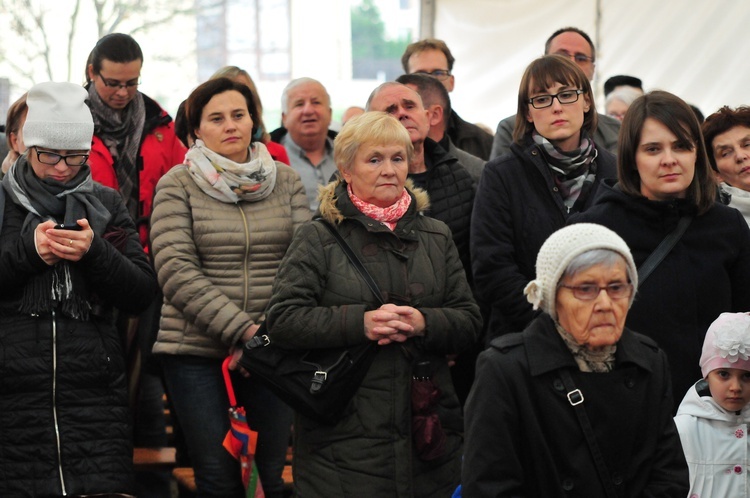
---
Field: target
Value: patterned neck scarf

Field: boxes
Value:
[186,140,277,204]
[555,322,616,373]
[533,131,599,213]
[347,183,411,230]
[87,85,146,222]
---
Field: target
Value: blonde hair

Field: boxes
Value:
[334,112,414,174]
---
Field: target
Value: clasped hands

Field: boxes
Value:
[35,219,94,265]
[365,303,425,345]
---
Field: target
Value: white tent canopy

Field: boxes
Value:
[431,0,750,131]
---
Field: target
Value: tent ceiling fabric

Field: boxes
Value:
[431,0,750,132]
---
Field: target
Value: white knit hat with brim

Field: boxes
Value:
[700,312,750,377]
[23,82,94,151]
[524,223,638,321]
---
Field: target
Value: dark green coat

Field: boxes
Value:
[267,180,481,497]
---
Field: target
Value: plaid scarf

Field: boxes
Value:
[87,85,146,222]
[533,131,599,213]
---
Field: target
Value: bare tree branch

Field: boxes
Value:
[1,0,207,89]
[66,0,83,82]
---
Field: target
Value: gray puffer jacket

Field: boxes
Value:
[266,180,482,498]
[150,163,311,357]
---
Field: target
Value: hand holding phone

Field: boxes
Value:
[53,223,83,231]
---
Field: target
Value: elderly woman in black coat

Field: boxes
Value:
[462,223,688,497]
[0,82,156,496]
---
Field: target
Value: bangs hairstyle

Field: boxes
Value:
[702,106,750,171]
[334,112,414,173]
[186,77,260,142]
[513,55,597,145]
[618,90,716,214]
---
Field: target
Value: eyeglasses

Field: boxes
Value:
[33,147,89,167]
[412,69,451,81]
[98,74,141,89]
[528,89,584,109]
[554,51,595,64]
[558,283,633,301]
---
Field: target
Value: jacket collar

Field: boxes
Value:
[316,179,430,240]
[525,314,655,376]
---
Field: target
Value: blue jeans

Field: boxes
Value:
[161,354,292,498]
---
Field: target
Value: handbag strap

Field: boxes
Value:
[316,218,384,306]
[637,215,692,284]
[559,369,619,498]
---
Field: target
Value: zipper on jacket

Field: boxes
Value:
[51,310,68,496]
[238,206,251,311]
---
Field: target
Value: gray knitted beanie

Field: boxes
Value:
[524,223,638,321]
[23,82,94,151]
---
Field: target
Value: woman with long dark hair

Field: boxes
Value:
[572,90,750,409]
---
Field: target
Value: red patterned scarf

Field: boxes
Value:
[347,184,411,230]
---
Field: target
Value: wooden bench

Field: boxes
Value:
[133,446,177,472]
[172,465,294,494]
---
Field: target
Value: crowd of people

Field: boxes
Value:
[2,25,750,498]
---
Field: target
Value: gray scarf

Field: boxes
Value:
[555,322,616,373]
[2,154,112,319]
[87,84,146,222]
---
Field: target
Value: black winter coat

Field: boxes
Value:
[463,315,689,497]
[0,183,157,496]
[447,110,494,161]
[470,137,616,342]
[411,138,475,284]
[570,181,750,410]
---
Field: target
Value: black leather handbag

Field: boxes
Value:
[238,220,381,425]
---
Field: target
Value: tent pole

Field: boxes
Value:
[419,0,436,39]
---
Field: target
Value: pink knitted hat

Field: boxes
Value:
[700,312,750,377]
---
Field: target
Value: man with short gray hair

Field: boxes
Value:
[270,77,337,210]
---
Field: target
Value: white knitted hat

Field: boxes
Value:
[524,223,638,321]
[700,312,750,377]
[23,82,94,151]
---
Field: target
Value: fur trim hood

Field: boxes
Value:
[317,178,430,225]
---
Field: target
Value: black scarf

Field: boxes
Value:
[87,84,146,223]
[2,155,113,319]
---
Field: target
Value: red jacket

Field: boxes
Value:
[89,94,187,251]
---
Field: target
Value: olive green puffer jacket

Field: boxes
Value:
[267,179,482,498]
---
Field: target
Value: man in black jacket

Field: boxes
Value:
[402,39,494,160]
[367,82,478,405]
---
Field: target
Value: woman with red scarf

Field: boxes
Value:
[264,111,481,497]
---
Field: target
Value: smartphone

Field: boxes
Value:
[53,223,83,231]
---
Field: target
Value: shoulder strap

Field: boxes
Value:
[559,369,619,498]
[316,218,384,306]
[637,215,692,284]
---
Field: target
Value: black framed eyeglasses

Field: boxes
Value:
[98,74,141,89]
[412,69,451,81]
[528,89,584,109]
[554,51,595,64]
[558,283,633,301]
[33,147,89,167]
